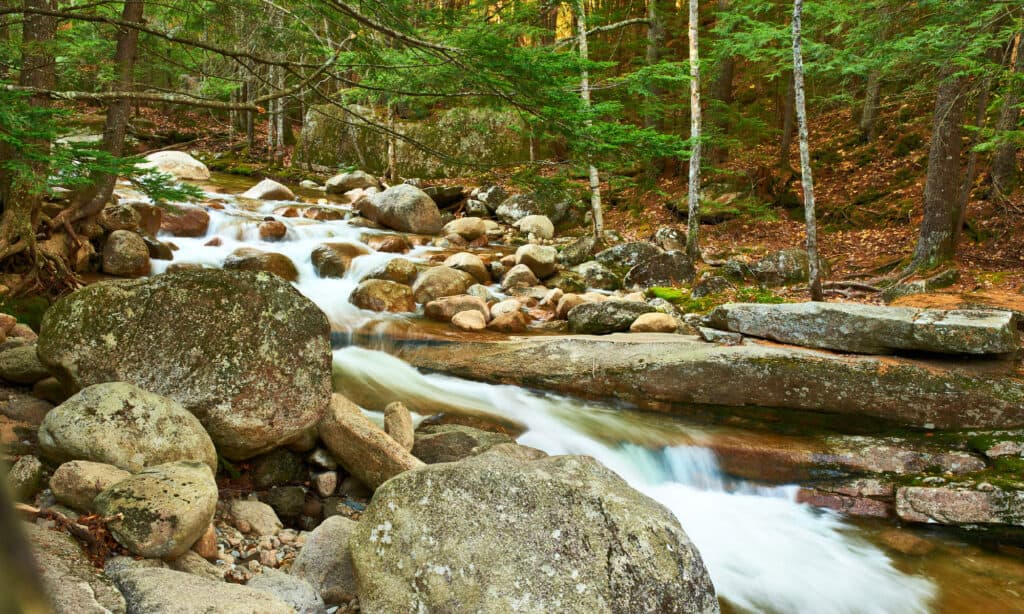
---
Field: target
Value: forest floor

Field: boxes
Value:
[96,101,1024,304]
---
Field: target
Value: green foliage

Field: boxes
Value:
[0,295,50,331]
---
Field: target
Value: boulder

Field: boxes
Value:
[39,382,217,472]
[317,394,424,489]
[412,424,514,464]
[574,260,620,290]
[259,220,288,241]
[169,550,223,582]
[241,178,295,201]
[559,235,604,266]
[500,263,539,291]
[395,333,1024,429]
[248,569,326,614]
[102,230,151,277]
[363,258,417,285]
[515,244,557,279]
[412,266,475,304]
[546,270,587,294]
[567,300,656,334]
[423,185,465,207]
[160,206,210,237]
[350,453,718,614]
[224,248,299,281]
[325,170,378,194]
[365,184,442,234]
[515,214,555,239]
[487,310,528,333]
[475,185,508,213]
[50,460,131,512]
[443,217,487,241]
[108,567,291,613]
[623,251,696,289]
[490,299,521,319]
[349,279,416,313]
[367,234,411,253]
[692,275,734,298]
[750,248,814,286]
[452,310,487,331]
[99,204,142,232]
[23,521,127,614]
[0,345,50,385]
[495,192,574,225]
[896,485,1024,526]
[230,499,283,536]
[7,454,43,501]
[252,448,305,488]
[630,312,679,333]
[443,252,490,284]
[311,242,370,278]
[141,151,210,181]
[595,241,663,276]
[290,515,359,606]
[37,270,332,459]
[424,295,489,322]
[704,303,1020,355]
[94,461,218,559]
[143,236,174,260]
[652,226,686,251]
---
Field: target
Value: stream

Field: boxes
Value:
[146,175,1024,613]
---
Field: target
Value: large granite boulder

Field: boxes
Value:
[325,170,378,193]
[896,485,1024,526]
[567,300,656,335]
[108,566,291,613]
[94,461,218,559]
[37,269,332,459]
[412,266,475,304]
[38,382,217,472]
[350,453,719,613]
[223,248,299,282]
[23,522,127,613]
[363,184,442,234]
[704,303,1020,355]
[241,178,295,201]
[140,151,210,181]
[595,241,663,276]
[0,345,51,385]
[623,251,696,289]
[50,460,131,512]
[289,515,359,606]
[102,230,151,277]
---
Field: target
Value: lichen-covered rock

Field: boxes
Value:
[567,300,656,335]
[311,242,371,278]
[349,279,416,313]
[559,235,605,266]
[108,566,291,613]
[750,248,813,286]
[362,258,417,285]
[412,266,475,304]
[37,269,332,459]
[495,192,575,225]
[896,485,1024,526]
[704,302,1020,355]
[241,178,295,201]
[0,345,50,385]
[39,382,217,472]
[290,515,359,606]
[515,244,558,279]
[595,241,663,276]
[500,263,539,291]
[99,204,142,232]
[251,448,306,489]
[50,460,131,512]
[318,394,424,489]
[224,248,299,282]
[384,401,414,451]
[623,251,696,289]
[412,424,513,464]
[365,184,442,234]
[94,461,218,559]
[573,260,620,291]
[7,454,44,501]
[140,151,210,181]
[23,521,127,613]
[514,214,554,239]
[350,454,719,614]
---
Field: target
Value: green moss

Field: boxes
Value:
[0,295,51,331]
[647,287,685,302]
[734,287,786,304]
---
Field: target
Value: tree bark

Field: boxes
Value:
[709,0,734,162]
[779,71,795,169]
[991,32,1023,199]
[954,79,993,245]
[910,74,969,270]
[859,69,881,143]
[685,0,702,261]
[573,0,603,240]
[57,0,144,228]
[792,0,822,301]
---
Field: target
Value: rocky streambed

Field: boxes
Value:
[2,157,1024,613]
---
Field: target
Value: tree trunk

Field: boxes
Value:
[910,74,969,271]
[709,0,734,162]
[644,0,663,130]
[0,0,57,266]
[779,71,795,169]
[859,69,881,143]
[573,0,603,240]
[685,0,702,261]
[792,0,822,301]
[991,32,1023,199]
[954,79,993,245]
[386,104,398,183]
[58,0,145,227]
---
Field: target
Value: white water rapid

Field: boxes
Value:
[153,181,937,613]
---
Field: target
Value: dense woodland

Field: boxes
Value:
[0,0,1022,297]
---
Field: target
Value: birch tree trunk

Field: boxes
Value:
[791,0,823,301]
[574,0,603,240]
[685,0,702,261]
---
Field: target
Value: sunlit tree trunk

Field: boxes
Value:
[792,0,822,301]
[685,0,702,261]
[910,74,969,270]
[573,0,603,240]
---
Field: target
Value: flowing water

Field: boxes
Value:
[147,177,1024,613]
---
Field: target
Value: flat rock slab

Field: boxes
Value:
[896,485,1024,526]
[704,302,1019,356]
[393,333,1024,429]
